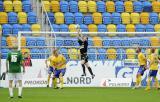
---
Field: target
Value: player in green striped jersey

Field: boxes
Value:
[6,45,25,98]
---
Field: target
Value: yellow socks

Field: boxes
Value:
[53,78,57,88]
[136,75,141,87]
[60,77,64,89]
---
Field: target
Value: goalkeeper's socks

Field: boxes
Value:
[18,87,22,97]
[81,64,86,76]
[9,88,13,97]
[88,67,94,76]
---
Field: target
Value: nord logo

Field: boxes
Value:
[66,77,92,84]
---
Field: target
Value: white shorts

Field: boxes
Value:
[8,73,23,81]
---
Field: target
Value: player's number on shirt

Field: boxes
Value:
[11,55,18,62]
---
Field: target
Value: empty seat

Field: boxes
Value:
[69,1,78,13]
[88,48,97,60]
[92,12,102,24]
[131,13,140,24]
[2,24,12,36]
[59,24,68,32]
[1,37,6,46]
[52,24,60,32]
[74,12,83,24]
[126,49,136,59]
[12,24,22,35]
[80,24,88,32]
[23,1,32,12]
[84,14,93,25]
[135,24,145,32]
[6,36,17,48]
[102,12,112,24]
[117,24,126,37]
[60,1,69,13]
[51,1,60,12]
[143,1,152,12]
[112,12,121,24]
[18,12,27,24]
[55,12,64,24]
[13,0,22,12]
[154,24,160,32]
[93,37,102,46]
[64,12,74,24]
[31,24,41,36]
[107,24,116,37]
[152,1,160,13]
[149,13,159,25]
[26,37,36,46]
[124,1,133,13]
[28,12,37,24]
[88,1,97,13]
[97,48,106,60]
[133,1,143,13]
[8,12,18,24]
[36,37,45,46]
[4,1,13,12]
[69,24,77,36]
[42,1,50,12]
[140,12,149,25]
[98,24,107,32]
[20,36,26,47]
[88,24,97,32]
[0,12,8,24]
[121,12,130,24]
[106,1,115,13]
[78,1,87,13]
[115,1,124,13]
[126,24,135,37]
[21,24,31,32]
[107,48,117,60]
[47,12,54,23]
[145,24,154,32]
[97,1,106,13]
[0,1,3,12]
[150,37,159,46]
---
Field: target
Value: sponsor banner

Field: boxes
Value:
[100,78,132,87]
[1,60,160,87]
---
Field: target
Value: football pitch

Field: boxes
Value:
[0,87,159,102]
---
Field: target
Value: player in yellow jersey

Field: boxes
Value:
[45,51,55,88]
[52,49,66,89]
[145,48,159,90]
[133,47,147,89]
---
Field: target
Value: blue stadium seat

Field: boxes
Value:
[149,13,159,25]
[59,24,68,32]
[64,38,73,46]
[60,1,69,13]
[115,1,124,13]
[12,24,22,35]
[64,12,74,24]
[88,48,96,60]
[74,12,83,24]
[102,38,110,46]
[56,38,64,47]
[59,48,69,60]
[80,24,88,32]
[8,12,18,24]
[36,37,45,46]
[143,1,152,12]
[39,48,47,59]
[117,24,126,32]
[0,1,3,11]
[23,1,32,12]
[26,37,36,46]
[21,24,31,35]
[121,39,130,46]
[97,48,106,60]
[52,24,60,32]
[133,1,143,13]
[30,48,41,59]
[2,24,12,36]
[69,1,78,13]
[135,24,145,32]
[139,38,150,46]
[1,37,6,46]
[117,49,126,60]
[1,49,10,59]
[145,24,154,32]
[97,1,106,13]
[47,12,54,23]
[112,39,122,46]
[131,39,140,46]
[102,13,112,24]
[112,13,121,24]
[88,38,93,46]
[84,14,93,25]
[28,12,37,24]
[98,24,107,32]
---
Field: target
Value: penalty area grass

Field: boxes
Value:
[0,87,159,102]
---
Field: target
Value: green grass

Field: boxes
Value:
[0,87,160,102]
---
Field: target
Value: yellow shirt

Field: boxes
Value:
[47,55,55,67]
[150,54,158,70]
[52,54,66,69]
[138,52,146,66]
